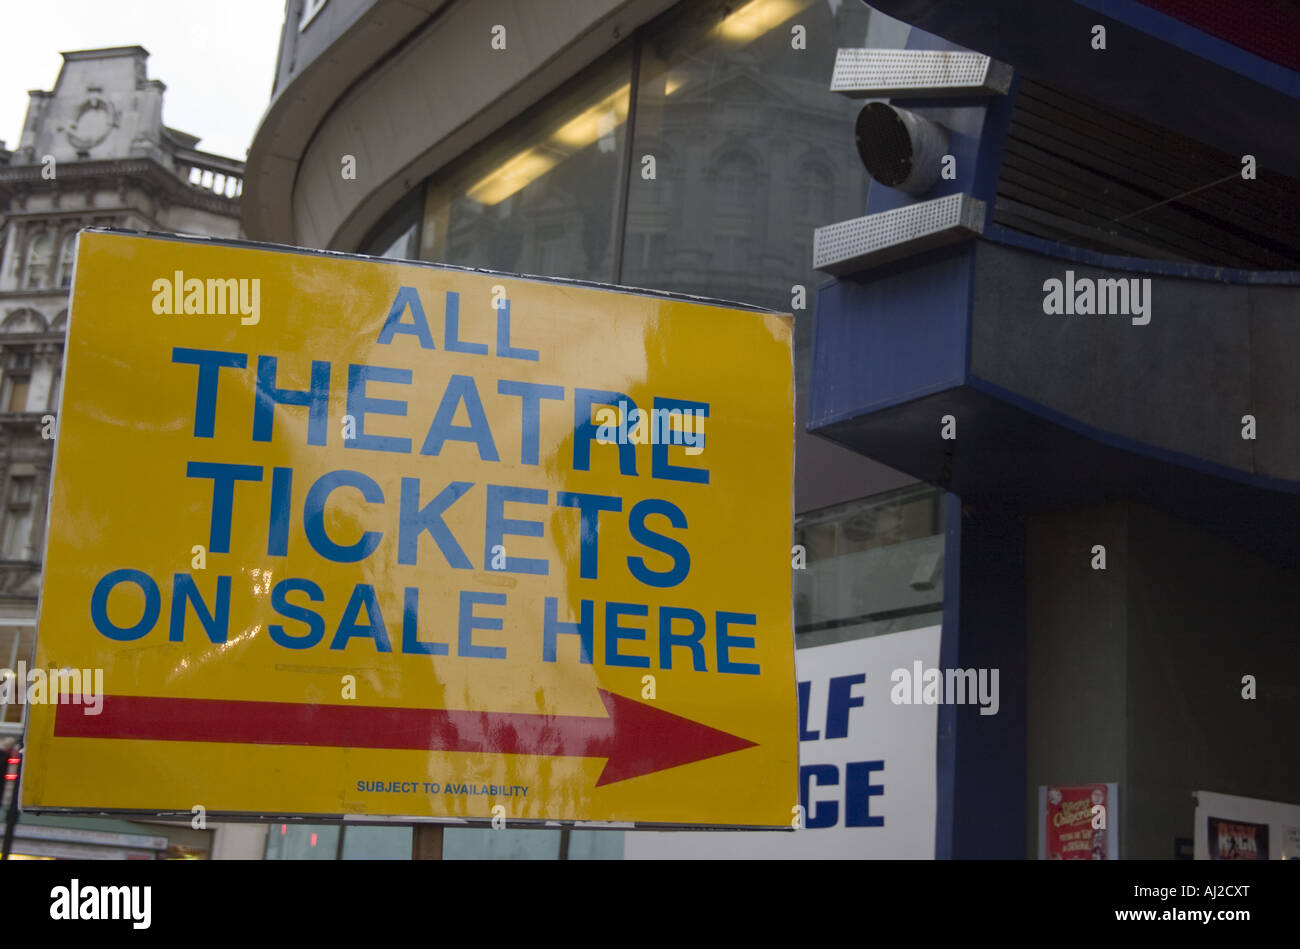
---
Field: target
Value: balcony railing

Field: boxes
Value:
[175,147,244,200]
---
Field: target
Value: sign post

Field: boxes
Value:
[22,229,798,830]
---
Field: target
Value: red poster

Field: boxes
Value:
[1207,817,1269,860]
[1045,784,1108,859]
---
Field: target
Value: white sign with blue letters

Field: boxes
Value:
[623,625,940,858]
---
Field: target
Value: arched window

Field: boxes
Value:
[1,470,38,560]
[58,234,77,287]
[1,308,47,333]
[24,231,52,289]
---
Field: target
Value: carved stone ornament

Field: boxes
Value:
[66,97,118,151]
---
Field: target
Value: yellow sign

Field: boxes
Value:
[23,229,796,828]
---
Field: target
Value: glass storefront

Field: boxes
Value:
[366,0,912,388]
[420,44,633,284]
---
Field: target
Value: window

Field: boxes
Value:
[531,223,569,275]
[3,350,33,412]
[641,153,678,207]
[264,823,341,860]
[420,43,632,283]
[793,486,944,648]
[261,823,608,860]
[58,233,77,287]
[299,0,328,32]
[1,476,36,561]
[1,309,46,333]
[378,223,418,261]
[4,377,29,413]
[24,231,52,289]
[622,0,901,384]
[359,189,423,261]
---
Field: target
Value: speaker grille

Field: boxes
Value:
[814,193,985,275]
[830,48,1009,97]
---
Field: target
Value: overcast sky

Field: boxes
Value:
[1,0,286,159]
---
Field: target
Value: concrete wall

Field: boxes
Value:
[273,0,383,97]
[1026,500,1300,859]
[1025,503,1129,857]
[1125,503,1300,859]
[972,240,1300,483]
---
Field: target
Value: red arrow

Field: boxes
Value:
[54,690,756,786]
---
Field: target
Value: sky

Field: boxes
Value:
[0,0,287,160]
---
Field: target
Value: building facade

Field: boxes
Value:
[809,0,1300,859]
[245,0,946,861]
[246,0,1300,860]
[0,46,256,859]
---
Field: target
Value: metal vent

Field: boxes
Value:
[996,77,1300,269]
[830,48,1012,99]
[813,193,986,275]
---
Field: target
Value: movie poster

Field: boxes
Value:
[1044,784,1109,859]
[1207,817,1270,860]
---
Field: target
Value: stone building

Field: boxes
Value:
[0,45,243,858]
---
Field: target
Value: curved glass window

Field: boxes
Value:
[394,0,910,387]
[418,43,634,283]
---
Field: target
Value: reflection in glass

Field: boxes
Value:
[443,827,561,860]
[264,823,340,860]
[624,0,907,361]
[794,485,944,648]
[419,46,633,283]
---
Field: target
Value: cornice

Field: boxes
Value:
[0,156,240,218]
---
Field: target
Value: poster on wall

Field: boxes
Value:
[1194,791,1300,860]
[1037,783,1119,859]
[622,624,942,859]
[1206,817,1269,860]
